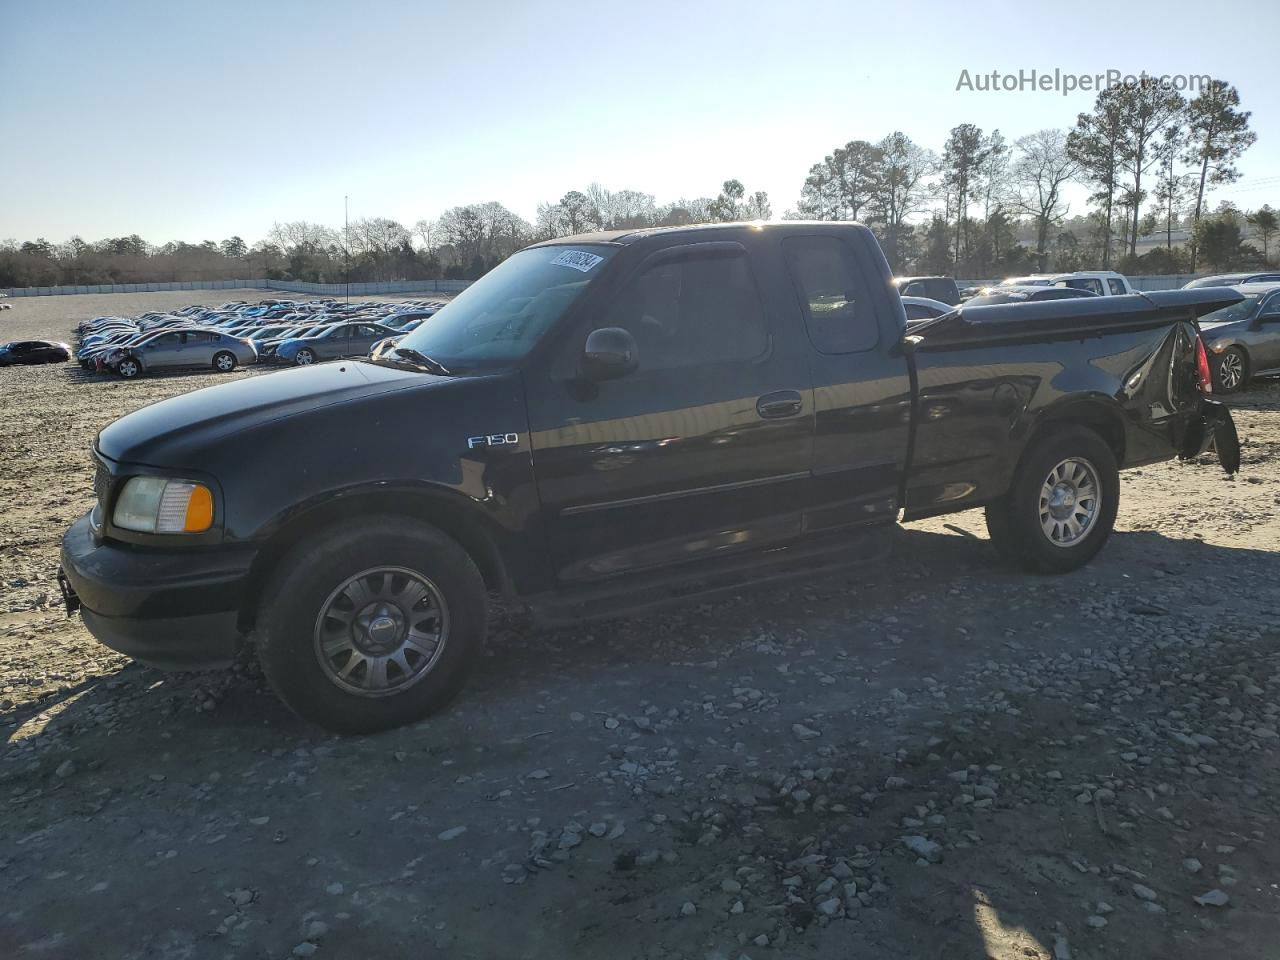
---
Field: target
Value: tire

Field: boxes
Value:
[294,348,316,366]
[984,426,1119,574]
[1214,346,1248,394]
[254,516,487,734]
[116,357,142,379]
[213,350,237,373]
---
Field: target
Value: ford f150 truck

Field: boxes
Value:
[59,222,1241,733]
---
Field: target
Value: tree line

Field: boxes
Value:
[1,76,1270,289]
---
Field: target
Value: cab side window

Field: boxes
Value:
[782,236,879,354]
[1108,279,1127,295]
[597,251,767,372]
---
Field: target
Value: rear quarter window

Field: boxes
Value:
[782,236,879,354]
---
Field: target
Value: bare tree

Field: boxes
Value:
[412,219,438,253]
[267,221,338,252]
[1011,130,1079,272]
[867,132,933,270]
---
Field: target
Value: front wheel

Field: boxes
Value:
[254,516,487,734]
[1215,346,1248,394]
[213,350,237,373]
[294,348,316,366]
[985,426,1119,574]
[116,357,142,379]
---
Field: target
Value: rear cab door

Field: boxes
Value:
[350,324,386,356]
[182,330,218,366]
[778,227,913,531]
[321,325,353,359]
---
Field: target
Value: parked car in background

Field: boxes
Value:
[369,335,404,360]
[381,310,439,330]
[894,276,960,306]
[107,329,258,379]
[1198,283,1280,393]
[963,285,1100,306]
[276,322,398,365]
[901,296,954,324]
[1184,272,1280,289]
[244,324,305,342]
[998,272,1133,296]
[1050,272,1134,296]
[0,340,71,365]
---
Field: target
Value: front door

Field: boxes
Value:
[1252,293,1280,371]
[141,332,183,369]
[526,240,814,586]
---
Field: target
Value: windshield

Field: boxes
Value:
[394,244,617,372]
[1200,296,1259,324]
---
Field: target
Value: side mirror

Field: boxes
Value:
[581,327,638,381]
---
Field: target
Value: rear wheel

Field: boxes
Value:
[255,516,487,734]
[213,350,237,373]
[1215,346,1248,394]
[116,357,141,379]
[294,348,316,366]
[985,426,1119,574]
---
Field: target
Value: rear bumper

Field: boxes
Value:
[60,513,256,669]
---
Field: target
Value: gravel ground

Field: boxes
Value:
[2,291,1279,960]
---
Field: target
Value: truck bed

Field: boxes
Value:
[900,288,1242,520]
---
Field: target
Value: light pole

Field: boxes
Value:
[344,195,350,304]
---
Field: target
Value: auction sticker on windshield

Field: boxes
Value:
[550,249,605,272]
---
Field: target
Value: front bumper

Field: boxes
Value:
[59,513,256,669]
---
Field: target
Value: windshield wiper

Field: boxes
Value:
[389,346,452,376]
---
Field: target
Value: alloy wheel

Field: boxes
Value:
[1039,457,1101,547]
[312,566,449,697]
[1219,351,1244,391]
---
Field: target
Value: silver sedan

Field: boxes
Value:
[112,329,258,379]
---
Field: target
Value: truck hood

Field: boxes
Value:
[97,361,450,467]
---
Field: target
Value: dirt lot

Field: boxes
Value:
[2,291,1279,960]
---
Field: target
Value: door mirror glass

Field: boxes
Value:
[581,327,639,381]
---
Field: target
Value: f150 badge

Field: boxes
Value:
[468,433,520,449]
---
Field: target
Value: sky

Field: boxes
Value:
[3,0,1279,245]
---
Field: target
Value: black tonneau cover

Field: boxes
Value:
[913,288,1244,346]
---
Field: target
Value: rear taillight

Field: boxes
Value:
[1194,335,1213,394]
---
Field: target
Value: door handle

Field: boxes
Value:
[756,390,803,419]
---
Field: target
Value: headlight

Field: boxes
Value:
[113,477,214,534]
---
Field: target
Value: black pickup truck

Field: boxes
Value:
[60,222,1240,733]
